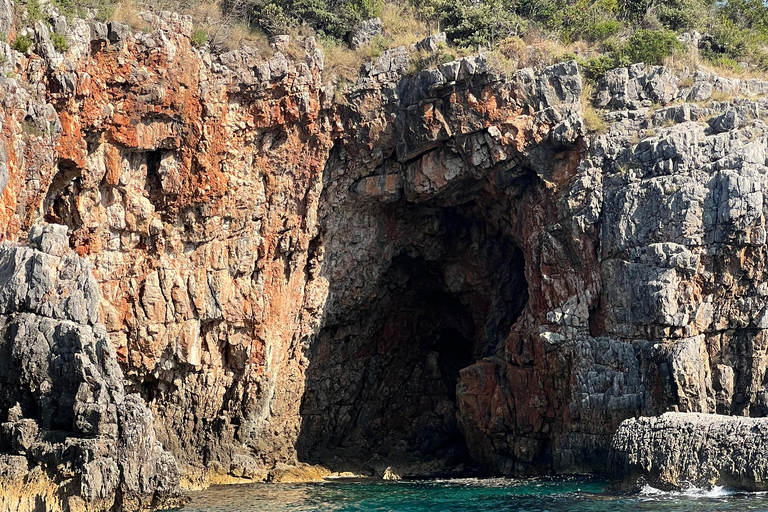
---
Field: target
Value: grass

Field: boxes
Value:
[711,89,736,102]
[111,0,149,31]
[405,43,458,75]
[580,82,608,133]
[184,0,272,53]
[318,1,434,85]
[379,2,428,47]
[319,38,361,85]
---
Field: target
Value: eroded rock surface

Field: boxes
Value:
[608,412,768,491]
[5,0,768,503]
[0,226,183,511]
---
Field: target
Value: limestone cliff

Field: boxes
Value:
[4,0,768,507]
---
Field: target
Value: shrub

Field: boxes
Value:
[191,27,208,47]
[51,33,69,52]
[25,0,44,24]
[574,29,683,79]
[577,53,619,79]
[498,36,527,61]
[236,0,384,40]
[11,34,33,53]
[618,29,684,65]
[557,0,623,43]
[441,0,527,48]
[654,0,706,31]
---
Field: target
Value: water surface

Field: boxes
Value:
[176,476,768,511]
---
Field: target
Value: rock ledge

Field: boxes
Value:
[608,412,768,491]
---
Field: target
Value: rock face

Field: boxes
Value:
[6,0,768,503]
[0,225,183,511]
[608,412,768,491]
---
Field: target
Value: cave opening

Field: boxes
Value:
[297,203,528,475]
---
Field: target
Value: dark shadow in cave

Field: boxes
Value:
[43,159,82,228]
[296,204,528,475]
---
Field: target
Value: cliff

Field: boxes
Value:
[4,0,768,507]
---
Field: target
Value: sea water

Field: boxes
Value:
[173,476,768,512]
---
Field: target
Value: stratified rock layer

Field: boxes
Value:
[608,412,768,491]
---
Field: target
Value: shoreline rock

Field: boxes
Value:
[0,227,185,512]
[608,412,768,492]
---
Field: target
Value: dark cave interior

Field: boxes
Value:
[297,204,528,474]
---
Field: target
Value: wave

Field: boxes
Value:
[639,483,738,498]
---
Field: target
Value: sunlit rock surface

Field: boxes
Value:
[4,0,768,506]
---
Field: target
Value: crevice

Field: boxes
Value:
[43,159,83,231]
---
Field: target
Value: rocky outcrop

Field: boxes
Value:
[6,0,768,502]
[608,412,768,491]
[0,225,184,511]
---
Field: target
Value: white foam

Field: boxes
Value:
[639,483,737,498]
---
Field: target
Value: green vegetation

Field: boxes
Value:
[24,0,44,24]
[230,0,385,41]
[11,34,33,53]
[9,0,768,82]
[191,27,209,47]
[51,32,69,52]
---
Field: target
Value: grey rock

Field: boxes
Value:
[107,21,129,44]
[269,34,291,51]
[0,161,7,199]
[710,108,742,133]
[90,21,108,41]
[349,18,382,49]
[415,32,446,53]
[28,223,69,256]
[35,21,62,67]
[0,0,12,35]
[609,413,768,491]
[0,242,184,509]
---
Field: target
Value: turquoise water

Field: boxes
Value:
[177,476,768,511]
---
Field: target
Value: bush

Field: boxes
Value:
[577,53,619,79]
[618,29,684,65]
[654,0,707,31]
[440,0,527,48]
[51,33,69,52]
[498,36,527,61]
[11,34,33,53]
[557,0,623,43]
[237,0,384,40]
[25,0,44,24]
[191,27,208,47]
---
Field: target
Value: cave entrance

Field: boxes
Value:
[297,205,527,475]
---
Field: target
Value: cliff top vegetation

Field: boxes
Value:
[7,0,768,84]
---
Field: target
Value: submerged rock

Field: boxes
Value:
[608,412,768,491]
